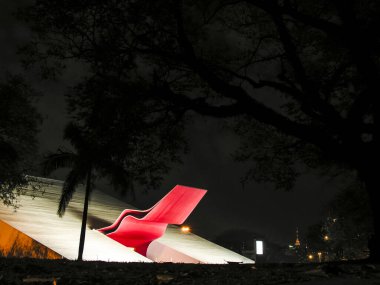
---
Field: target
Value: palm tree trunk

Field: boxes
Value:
[77,170,91,261]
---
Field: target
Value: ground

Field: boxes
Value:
[0,258,379,284]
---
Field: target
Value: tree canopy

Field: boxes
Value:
[0,75,41,206]
[20,0,376,180]
[306,183,372,260]
[19,0,378,259]
[43,121,155,260]
[65,76,187,191]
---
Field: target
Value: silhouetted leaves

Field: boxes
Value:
[19,0,379,259]
[0,75,41,206]
[306,182,373,260]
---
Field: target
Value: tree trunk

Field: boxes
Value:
[360,164,380,261]
[77,170,91,261]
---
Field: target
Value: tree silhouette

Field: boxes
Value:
[0,75,41,206]
[307,183,373,260]
[20,0,379,260]
[43,122,134,261]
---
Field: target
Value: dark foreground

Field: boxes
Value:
[0,258,379,285]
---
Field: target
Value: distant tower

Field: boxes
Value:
[295,228,301,247]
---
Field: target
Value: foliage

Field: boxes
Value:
[306,183,372,260]
[43,121,157,259]
[66,76,187,192]
[0,75,41,206]
[43,122,143,214]
[19,1,188,192]
[19,0,379,258]
[19,0,376,187]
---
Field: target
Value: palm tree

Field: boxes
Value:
[42,122,132,261]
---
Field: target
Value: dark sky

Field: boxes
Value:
[1,0,344,247]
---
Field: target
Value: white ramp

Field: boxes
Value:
[148,226,254,264]
[0,177,253,264]
[0,179,151,262]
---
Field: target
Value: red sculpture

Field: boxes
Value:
[98,185,207,256]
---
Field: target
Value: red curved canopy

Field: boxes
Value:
[98,185,207,255]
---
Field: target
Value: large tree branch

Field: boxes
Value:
[156,85,244,118]
[246,0,376,133]
[279,2,344,37]
[176,1,345,134]
[332,0,378,125]
[171,1,352,158]
[216,65,341,123]
[270,11,345,126]
[244,0,344,38]
[156,80,349,165]
[218,65,306,102]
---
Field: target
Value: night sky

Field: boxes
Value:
[0,0,345,246]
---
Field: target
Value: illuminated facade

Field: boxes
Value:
[0,177,254,264]
[0,220,61,259]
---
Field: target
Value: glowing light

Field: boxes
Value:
[323,235,329,241]
[308,254,314,260]
[317,252,322,262]
[181,226,190,233]
[256,240,263,255]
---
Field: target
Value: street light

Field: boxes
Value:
[317,252,322,262]
[323,235,329,241]
[308,254,314,261]
[181,225,190,233]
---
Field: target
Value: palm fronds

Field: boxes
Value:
[57,166,87,217]
[42,149,76,176]
[63,123,88,153]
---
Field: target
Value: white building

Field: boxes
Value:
[0,177,254,264]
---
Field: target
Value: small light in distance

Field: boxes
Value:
[256,240,263,255]
[308,254,314,260]
[317,252,322,262]
[323,235,329,241]
[181,226,190,233]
